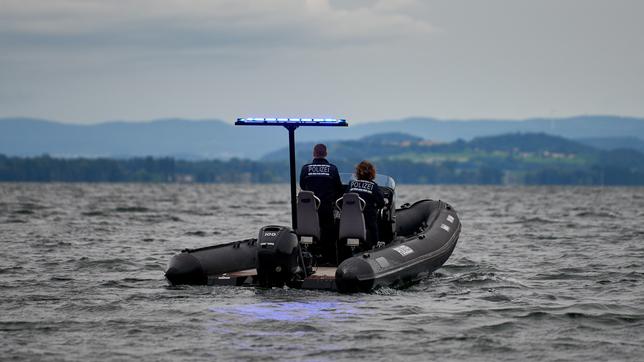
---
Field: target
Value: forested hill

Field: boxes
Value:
[2,132,644,185]
[263,132,601,162]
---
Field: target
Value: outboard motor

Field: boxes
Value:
[256,225,307,287]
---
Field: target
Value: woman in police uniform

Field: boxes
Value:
[347,160,385,249]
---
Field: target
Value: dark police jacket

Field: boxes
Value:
[347,179,385,226]
[299,158,344,214]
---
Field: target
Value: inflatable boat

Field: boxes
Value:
[164,118,461,293]
[165,174,461,292]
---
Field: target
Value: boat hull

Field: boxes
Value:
[336,200,460,292]
[165,199,460,292]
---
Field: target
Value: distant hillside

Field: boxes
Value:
[346,115,644,142]
[263,132,598,162]
[2,132,644,185]
[2,115,644,159]
[359,132,424,144]
[576,136,644,153]
[467,133,597,154]
[0,118,287,159]
[264,132,644,185]
[263,132,433,163]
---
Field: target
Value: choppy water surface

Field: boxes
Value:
[1,183,643,361]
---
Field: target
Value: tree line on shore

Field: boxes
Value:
[1,152,643,185]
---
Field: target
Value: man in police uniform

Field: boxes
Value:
[299,144,344,264]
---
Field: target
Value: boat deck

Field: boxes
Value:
[309,267,337,278]
[207,267,338,290]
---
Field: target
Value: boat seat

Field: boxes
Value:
[296,191,320,245]
[337,193,366,247]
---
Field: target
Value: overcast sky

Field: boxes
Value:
[1,0,643,124]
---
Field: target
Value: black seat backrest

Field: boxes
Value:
[338,193,366,246]
[296,191,320,245]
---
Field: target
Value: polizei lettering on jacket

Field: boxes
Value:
[349,180,375,194]
[307,164,331,176]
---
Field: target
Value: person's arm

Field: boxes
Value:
[332,165,344,197]
[299,165,307,189]
[373,183,385,209]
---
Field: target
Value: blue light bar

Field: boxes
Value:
[235,118,348,127]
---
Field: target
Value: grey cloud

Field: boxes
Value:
[2,0,643,123]
[0,0,432,52]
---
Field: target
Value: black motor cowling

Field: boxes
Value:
[256,225,303,287]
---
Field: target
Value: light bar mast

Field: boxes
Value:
[234,118,348,229]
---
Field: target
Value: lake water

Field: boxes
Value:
[1,183,643,361]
